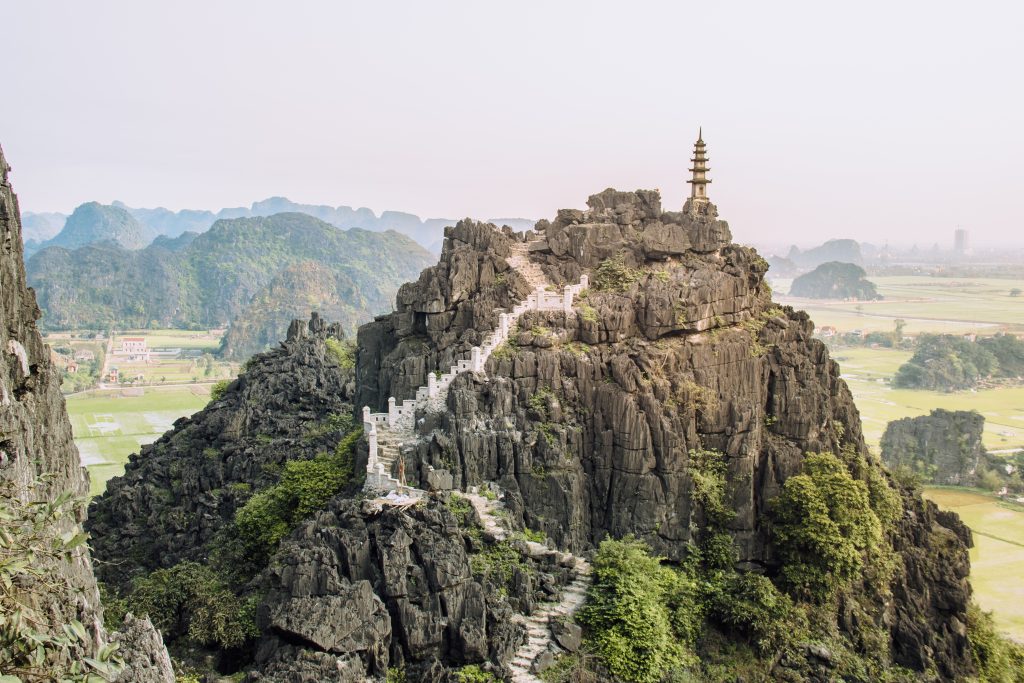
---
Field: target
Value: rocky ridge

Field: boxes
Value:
[88,313,356,586]
[881,409,987,485]
[355,188,976,679]
[82,184,978,681]
[0,143,172,681]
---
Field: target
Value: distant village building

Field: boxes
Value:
[119,337,150,361]
[74,349,95,362]
[107,367,119,383]
[816,326,838,337]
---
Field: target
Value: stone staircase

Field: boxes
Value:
[361,230,594,675]
[362,233,588,496]
[462,489,592,683]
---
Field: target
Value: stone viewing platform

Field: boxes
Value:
[362,236,589,497]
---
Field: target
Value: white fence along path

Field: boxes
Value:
[362,239,589,495]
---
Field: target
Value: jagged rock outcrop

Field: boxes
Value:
[250,499,538,682]
[88,313,355,586]
[84,184,976,680]
[110,614,176,683]
[357,188,975,679]
[0,144,172,681]
[881,409,987,485]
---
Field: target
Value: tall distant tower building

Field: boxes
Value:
[687,128,711,207]
[954,228,969,256]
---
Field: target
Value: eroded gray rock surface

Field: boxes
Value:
[0,143,172,681]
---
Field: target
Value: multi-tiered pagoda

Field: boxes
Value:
[687,128,711,208]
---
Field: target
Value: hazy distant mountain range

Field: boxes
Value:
[23,197,536,255]
[26,213,434,341]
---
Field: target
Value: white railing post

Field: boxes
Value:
[387,397,397,428]
[362,405,371,428]
[367,424,378,470]
[428,372,438,398]
[563,288,573,314]
[580,274,589,289]
[500,313,509,336]
[471,346,482,372]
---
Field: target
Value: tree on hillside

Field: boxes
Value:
[892,318,906,347]
[893,334,998,391]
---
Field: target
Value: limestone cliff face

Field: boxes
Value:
[356,188,975,679]
[0,144,172,681]
[881,409,986,486]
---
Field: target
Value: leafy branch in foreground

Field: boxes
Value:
[0,476,122,681]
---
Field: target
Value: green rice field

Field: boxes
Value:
[833,347,1024,453]
[775,275,1024,336]
[924,488,1024,641]
[68,384,211,495]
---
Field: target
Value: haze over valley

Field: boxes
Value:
[2,3,1023,682]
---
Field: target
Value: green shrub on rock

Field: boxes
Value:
[128,561,257,649]
[234,428,360,555]
[703,571,800,654]
[593,253,643,293]
[324,337,355,369]
[455,664,497,683]
[579,536,694,683]
[967,603,1024,683]
[770,452,884,601]
[209,379,230,402]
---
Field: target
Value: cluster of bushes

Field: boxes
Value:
[592,253,643,293]
[324,337,355,369]
[572,447,907,683]
[771,450,900,601]
[111,562,258,650]
[894,333,1024,391]
[967,603,1024,682]
[577,535,799,683]
[214,427,361,581]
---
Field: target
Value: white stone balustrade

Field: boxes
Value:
[363,269,590,493]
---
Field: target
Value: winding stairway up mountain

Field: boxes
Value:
[362,236,588,497]
[463,489,591,682]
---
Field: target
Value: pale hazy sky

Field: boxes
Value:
[2,1,1022,247]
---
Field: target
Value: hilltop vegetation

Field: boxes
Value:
[33,201,157,254]
[26,212,433,334]
[220,260,359,359]
[893,333,1024,391]
[790,261,882,300]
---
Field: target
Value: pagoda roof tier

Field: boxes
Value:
[686,178,712,184]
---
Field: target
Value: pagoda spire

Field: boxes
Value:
[687,128,711,206]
